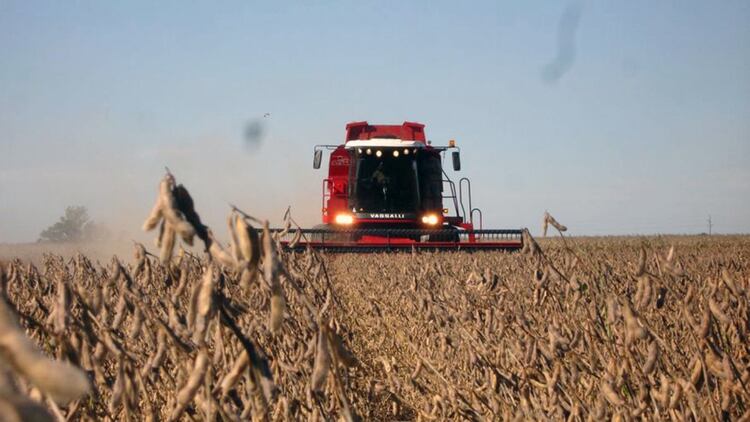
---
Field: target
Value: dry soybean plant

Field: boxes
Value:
[320,220,750,420]
[1,173,749,420]
[1,172,361,421]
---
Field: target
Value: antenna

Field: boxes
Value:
[707,215,713,235]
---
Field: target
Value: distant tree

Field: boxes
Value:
[39,206,92,242]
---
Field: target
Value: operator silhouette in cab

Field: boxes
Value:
[371,162,390,209]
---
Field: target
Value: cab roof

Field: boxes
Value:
[345,121,426,143]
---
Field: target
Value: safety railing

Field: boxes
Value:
[470,208,483,230]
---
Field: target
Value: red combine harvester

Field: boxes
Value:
[276,121,523,251]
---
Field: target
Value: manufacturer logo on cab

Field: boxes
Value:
[368,213,406,219]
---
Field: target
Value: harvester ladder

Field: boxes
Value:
[441,169,461,218]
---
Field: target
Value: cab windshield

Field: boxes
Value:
[350,149,420,213]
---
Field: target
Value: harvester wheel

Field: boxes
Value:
[310,224,354,243]
[427,228,460,243]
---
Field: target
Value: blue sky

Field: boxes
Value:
[1,1,748,242]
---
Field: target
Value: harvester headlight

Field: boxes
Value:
[366,148,372,155]
[403,148,409,155]
[375,150,382,157]
[421,214,439,226]
[393,150,399,157]
[334,213,354,225]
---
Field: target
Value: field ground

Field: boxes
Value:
[0,234,748,420]
[0,240,133,265]
[0,234,738,264]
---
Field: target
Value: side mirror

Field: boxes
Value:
[313,150,322,169]
[451,151,461,171]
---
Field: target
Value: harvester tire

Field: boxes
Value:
[428,228,460,243]
[310,224,354,243]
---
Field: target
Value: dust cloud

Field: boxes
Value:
[0,126,326,262]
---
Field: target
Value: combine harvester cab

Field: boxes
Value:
[278,121,523,251]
